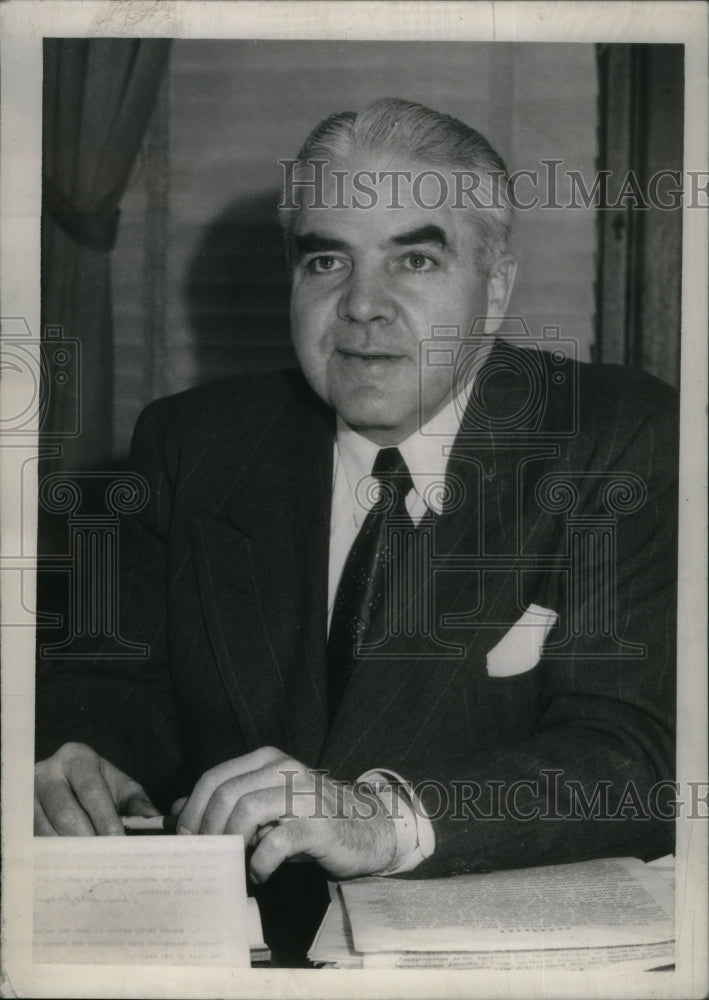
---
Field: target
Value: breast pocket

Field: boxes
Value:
[485,604,557,677]
[466,605,557,746]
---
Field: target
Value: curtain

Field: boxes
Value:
[595,44,683,386]
[41,38,172,471]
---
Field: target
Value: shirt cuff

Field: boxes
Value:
[357,768,436,875]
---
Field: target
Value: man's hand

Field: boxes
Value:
[34,742,159,836]
[175,746,397,883]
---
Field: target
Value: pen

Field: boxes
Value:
[121,814,179,834]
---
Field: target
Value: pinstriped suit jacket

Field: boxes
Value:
[37,340,677,878]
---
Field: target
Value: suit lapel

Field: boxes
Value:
[191,378,334,763]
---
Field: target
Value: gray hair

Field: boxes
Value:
[278,97,513,272]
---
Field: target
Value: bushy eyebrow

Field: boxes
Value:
[293,224,453,261]
[293,232,350,258]
[387,224,452,251]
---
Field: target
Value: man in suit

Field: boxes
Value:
[35,98,677,958]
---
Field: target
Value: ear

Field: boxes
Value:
[483,253,517,334]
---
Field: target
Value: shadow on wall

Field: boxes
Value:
[184,189,296,384]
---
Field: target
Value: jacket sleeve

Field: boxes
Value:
[35,399,184,807]
[391,388,678,877]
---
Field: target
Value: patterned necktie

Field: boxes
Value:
[327,447,414,720]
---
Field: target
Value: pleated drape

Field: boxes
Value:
[41,38,171,471]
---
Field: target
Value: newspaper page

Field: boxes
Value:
[341,858,674,954]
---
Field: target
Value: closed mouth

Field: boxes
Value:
[337,349,404,360]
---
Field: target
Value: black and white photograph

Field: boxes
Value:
[0,2,706,997]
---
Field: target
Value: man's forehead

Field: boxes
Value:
[287,154,483,244]
[292,192,465,249]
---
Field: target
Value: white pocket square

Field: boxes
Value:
[486,604,557,678]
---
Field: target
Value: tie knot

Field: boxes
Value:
[371,447,413,500]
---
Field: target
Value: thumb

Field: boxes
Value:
[121,792,160,818]
[171,797,188,815]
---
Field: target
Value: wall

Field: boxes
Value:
[113,40,598,458]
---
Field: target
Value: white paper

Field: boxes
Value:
[33,835,250,967]
[311,873,674,971]
[341,857,674,954]
[362,939,675,971]
[308,895,362,968]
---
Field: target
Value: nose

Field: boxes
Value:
[338,266,397,325]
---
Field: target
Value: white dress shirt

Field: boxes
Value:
[328,378,476,873]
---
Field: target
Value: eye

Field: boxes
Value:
[306,255,346,274]
[401,252,436,272]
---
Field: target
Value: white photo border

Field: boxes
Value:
[1,2,706,997]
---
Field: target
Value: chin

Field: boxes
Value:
[335,391,397,424]
[340,407,416,445]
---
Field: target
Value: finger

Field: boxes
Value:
[250,821,277,848]
[178,747,286,834]
[199,770,284,835]
[171,797,188,816]
[67,762,126,836]
[98,758,157,817]
[249,821,312,884]
[221,784,293,844]
[34,797,59,837]
[36,777,97,836]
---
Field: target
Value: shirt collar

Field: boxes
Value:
[335,370,476,521]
